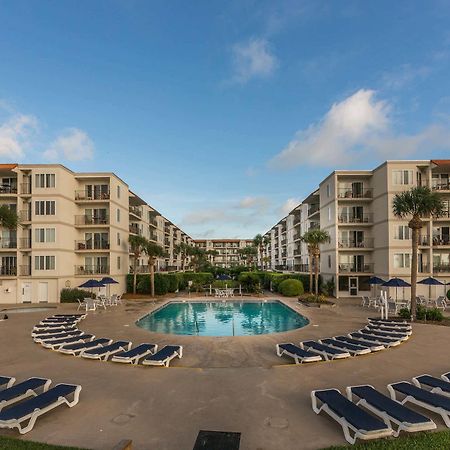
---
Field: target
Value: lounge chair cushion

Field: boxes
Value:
[0,378,49,403]
[415,375,450,394]
[303,340,348,356]
[392,382,450,410]
[114,343,156,359]
[144,345,180,362]
[278,343,321,359]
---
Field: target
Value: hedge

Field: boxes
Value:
[60,288,94,303]
[279,279,304,297]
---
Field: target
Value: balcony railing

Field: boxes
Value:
[129,224,141,235]
[338,238,374,249]
[129,206,142,218]
[19,210,31,222]
[20,183,31,195]
[75,240,110,251]
[0,185,17,194]
[419,264,430,273]
[75,265,109,275]
[75,215,109,226]
[75,190,110,201]
[419,235,430,246]
[130,265,149,273]
[0,266,17,276]
[0,240,17,249]
[338,214,373,224]
[433,264,450,273]
[432,236,450,246]
[339,263,374,273]
[308,205,320,216]
[19,238,31,249]
[432,182,450,191]
[19,265,31,276]
[294,264,309,272]
[338,188,373,199]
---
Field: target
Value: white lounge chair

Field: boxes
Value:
[141,345,183,367]
[0,377,15,390]
[0,378,51,411]
[300,340,351,361]
[111,343,157,365]
[81,341,131,361]
[412,374,450,398]
[276,343,323,364]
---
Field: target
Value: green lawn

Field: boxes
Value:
[0,436,88,450]
[322,430,450,449]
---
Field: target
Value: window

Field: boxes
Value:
[328,255,331,268]
[394,253,411,268]
[35,174,55,188]
[328,207,331,222]
[117,256,121,270]
[393,170,414,185]
[117,232,121,245]
[35,228,55,243]
[35,201,55,215]
[117,185,121,198]
[326,184,330,198]
[395,225,411,240]
[34,255,55,270]
[116,208,120,222]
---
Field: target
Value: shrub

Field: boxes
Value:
[238,272,263,293]
[182,272,214,286]
[299,293,327,303]
[447,289,450,300]
[60,288,94,303]
[165,273,179,293]
[211,280,239,289]
[399,306,443,322]
[425,308,444,321]
[398,308,410,319]
[279,279,304,297]
[263,272,317,293]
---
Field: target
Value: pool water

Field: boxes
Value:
[136,301,309,336]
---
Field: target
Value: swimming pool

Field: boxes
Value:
[136,301,309,336]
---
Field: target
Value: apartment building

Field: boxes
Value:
[193,239,254,268]
[264,160,450,298]
[0,164,192,304]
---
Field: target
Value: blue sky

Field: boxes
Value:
[1,1,450,238]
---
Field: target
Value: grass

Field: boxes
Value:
[0,436,88,450]
[322,430,450,449]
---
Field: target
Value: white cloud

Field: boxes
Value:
[230,37,278,83]
[0,114,38,160]
[270,89,389,168]
[44,128,94,161]
[381,64,431,89]
[280,198,301,215]
[236,196,270,211]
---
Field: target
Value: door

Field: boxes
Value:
[349,277,358,296]
[354,255,365,272]
[21,282,32,303]
[38,282,48,303]
[352,182,363,198]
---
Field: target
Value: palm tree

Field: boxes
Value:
[262,236,270,269]
[128,235,148,294]
[301,229,330,297]
[206,249,218,265]
[0,205,18,229]
[253,234,264,269]
[393,186,444,320]
[143,241,167,297]
[174,242,192,271]
[239,246,257,268]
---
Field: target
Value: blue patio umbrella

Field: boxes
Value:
[79,279,105,297]
[368,276,386,297]
[382,277,411,301]
[418,276,444,300]
[100,277,119,297]
[217,274,232,280]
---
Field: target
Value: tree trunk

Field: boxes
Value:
[132,256,138,295]
[410,222,420,321]
[308,249,313,294]
[314,251,320,297]
[150,259,155,298]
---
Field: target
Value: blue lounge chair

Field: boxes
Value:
[334,335,385,352]
[311,388,393,444]
[81,341,132,361]
[0,378,51,411]
[34,330,83,343]
[0,384,81,434]
[388,381,450,427]
[442,373,450,383]
[0,377,15,390]
[111,343,158,365]
[40,318,79,324]
[300,341,351,361]
[32,326,77,337]
[141,345,183,367]
[320,338,371,356]
[347,384,436,436]
[276,343,323,364]
[349,332,401,347]
[33,322,76,330]
[368,319,411,330]
[359,328,408,342]
[41,334,95,350]
[366,324,412,336]
[412,374,450,397]
[58,338,112,356]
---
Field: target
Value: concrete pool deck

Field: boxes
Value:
[1,295,450,449]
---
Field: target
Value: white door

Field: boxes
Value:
[349,277,358,296]
[21,282,32,303]
[38,282,49,303]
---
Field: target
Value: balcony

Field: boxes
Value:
[338,238,374,249]
[19,210,31,222]
[294,264,309,272]
[433,264,450,273]
[432,236,450,246]
[432,181,450,191]
[0,266,17,276]
[338,213,373,224]
[19,238,31,249]
[130,265,149,274]
[0,185,17,195]
[75,240,110,251]
[419,264,430,273]
[308,204,320,216]
[129,206,142,218]
[19,265,31,276]
[75,190,110,201]
[0,239,17,249]
[75,215,109,226]
[75,265,109,275]
[337,188,373,199]
[129,223,141,235]
[20,183,31,195]
[419,235,431,246]
[339,263,374,273]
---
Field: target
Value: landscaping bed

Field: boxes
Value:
[0,437,87,450]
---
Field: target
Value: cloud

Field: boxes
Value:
[270,89,389,168]
[280,198,301,215]
[381,64,431,90]
[0,114,38,160]
[236,196,270,211]
[44,128,94,161]
[230,37,278,83]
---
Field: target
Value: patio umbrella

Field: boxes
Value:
[100,277,119,297]
[368,276,386,298]
[382,277,411,301]
[79,279,105,297]
[217,274,232,280]
[418,276,444,301]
